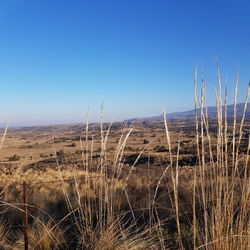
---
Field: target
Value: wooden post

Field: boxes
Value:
[23,181,28,250]
[154,166,156,184]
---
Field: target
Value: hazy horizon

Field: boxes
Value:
[0,0,249,126]
[0,101,248,128]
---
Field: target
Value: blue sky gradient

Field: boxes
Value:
[0,0,249,126]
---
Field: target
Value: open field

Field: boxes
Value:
[1,118,249,169]
[0,105,249,249]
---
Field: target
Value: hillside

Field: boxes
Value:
[127,103,249,121]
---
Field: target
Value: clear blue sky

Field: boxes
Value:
[0,0,249,126]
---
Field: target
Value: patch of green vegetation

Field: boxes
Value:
[56,150,65,156]
[8,154,21,161]
[154,145,168,152]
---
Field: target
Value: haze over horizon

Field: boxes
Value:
[0,0,249,126]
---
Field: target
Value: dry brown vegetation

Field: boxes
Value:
[0,72,249,249]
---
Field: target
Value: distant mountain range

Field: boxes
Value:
[126,103,250,122]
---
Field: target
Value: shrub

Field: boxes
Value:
[124,146,134,151]
[75,150,83,155]
[56,150,64,156]
[8,154,21,161]
[123,153,156,165]
[75,149,89,155]
[154,145,168,152]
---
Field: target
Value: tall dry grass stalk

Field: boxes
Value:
[165,66,250,249]
[50,116,164,249]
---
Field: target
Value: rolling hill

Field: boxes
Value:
[126,103,250,122]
